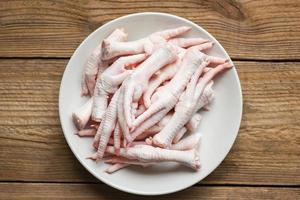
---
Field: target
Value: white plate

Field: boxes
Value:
[59,12,243,195]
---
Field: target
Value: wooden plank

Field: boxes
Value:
[0,59,299,185]
[0,183,299,199]
[0,0,300,59]
[0,59,63,126]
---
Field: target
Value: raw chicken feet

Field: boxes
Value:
[92,53,147,122]
[81,28,127,96]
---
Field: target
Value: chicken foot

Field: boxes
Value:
[93,89,120,161]
[92,53,147,122]
[118,45,177,140]
[131,48,226,141]
[72,97,93,130]
[101,26,191,60]
[143,42,214,108]
[105,145,200,170]
[82,28,127,96]
[153,62,232,148]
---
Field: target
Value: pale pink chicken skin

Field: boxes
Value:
[118,45,178,141]
[172,85,214,143]
[144,36,210,56]
[135,103,146,117]
[144,113,200,145]
[75,128,96,137]
[139,113,199,142]
[143,42,214,108]
[105,145,200,170]
[105,156,154,166]
[72,97,93,130]
[136,112,200,141]
[105,157,152,173]
[185,113,202,133]
[170,131,202,151]
[135,128,157,141]
[153,63,232,148]
[104,136,201,173]
[117,84,133,143]
[168,37,208,48]
[127,141,148,147]
[101,26,191,61]
[92,53,147,122]
[93,89,120,161]
[130,48,226,142]
[148,42,213,104]
[113,122,121,155]
[105,163,129,174]
[133,111,173,140]
[81,28,127,96]
[172,127,188,144]
[143,53,184,108]
[145,126,187,145]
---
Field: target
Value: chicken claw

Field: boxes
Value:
[143,53,184,108]
[105,156,154,166]
[172,127,188,144]
[101,26,191,60]
[92,53,147,122]
[75,128,96,137]
[168,37,208,48]
[93,89,120,161]
[81,28,127,96]
[171,131,202,151]
[132,48,226,141]
[119,45,177,133]
[72,97,93,130]
[106,145,200,170]
[186,113,202,132]
[143,42,214,108]
[153,62,232,148]
[117,84,132,143]
[105,163,129,174]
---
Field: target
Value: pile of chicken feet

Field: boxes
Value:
[72,26,232,173]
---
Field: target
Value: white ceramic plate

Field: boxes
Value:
[59,12,242,195]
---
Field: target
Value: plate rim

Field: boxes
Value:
[59,12,243,195]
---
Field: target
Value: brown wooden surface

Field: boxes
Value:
[1,0,300,59]
[0,0,299,199]
[0,183,299,200]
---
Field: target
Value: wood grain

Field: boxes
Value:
[0,183,299,199]
[0,59,299,185]
[0,0,300,59]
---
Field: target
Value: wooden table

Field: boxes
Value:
[0,0,299,199]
